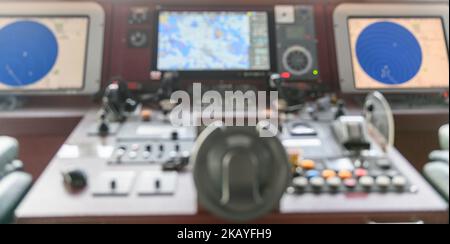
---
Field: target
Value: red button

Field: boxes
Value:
[355,168,368,178]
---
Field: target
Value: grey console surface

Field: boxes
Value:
[15,109,448,223]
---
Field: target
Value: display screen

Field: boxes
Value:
[348,18,449,90]
[286,26,305,40]
[157,11,271,71]
[0,16,89,91]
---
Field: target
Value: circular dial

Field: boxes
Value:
[282,45,313,76]
[128,30,148,48]
[0,21,58,87]
[356,21,422,85]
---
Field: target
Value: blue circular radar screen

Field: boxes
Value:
[0,21,58,87]
[356,21,422,85]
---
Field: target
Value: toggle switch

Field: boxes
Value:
[110,179,117,190]
[155,179,161,190]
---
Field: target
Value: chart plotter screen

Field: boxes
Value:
[348,18,449,90]
[0,17,89,91]
[156,11,271,71]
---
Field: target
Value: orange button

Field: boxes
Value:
[299,159,316,170]
[322,169,337,179]
[141,109,153,121]
[338,170,353,180]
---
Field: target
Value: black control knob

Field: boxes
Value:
[171,131,179,141]
[335,100,346,119]
[63,169,88,191]
[98,113,109,136]
[124,98,138,112]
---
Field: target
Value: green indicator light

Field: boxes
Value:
[313,69,319,76]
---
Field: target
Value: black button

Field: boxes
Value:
[155,179,161,189]
[110,180,117,190]
[171,131,179,140]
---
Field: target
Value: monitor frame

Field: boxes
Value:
[152,6,276,80]
[333,3,449,94]
[0,2,105,95]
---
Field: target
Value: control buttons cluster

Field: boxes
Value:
[110,141,191,165]
[291,158,409,193]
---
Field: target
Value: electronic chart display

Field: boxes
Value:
[0,17,89,92]
[348,18,449,90]
[156,11,271,71]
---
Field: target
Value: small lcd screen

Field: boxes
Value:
[348,18,449,90]
[157,11,271,71]
[286,26,305,40]
[0,16,89,91]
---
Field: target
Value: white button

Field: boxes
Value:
[293,177,308,188]
[326,177,342,188]
[392,176,407,188]
[376,175,391,188]
[310,177,325,188]
[128,151,138,159]
[168,151,177,158]
[116,148,126,158]
[142,151,151,159]
[359,176,374,188]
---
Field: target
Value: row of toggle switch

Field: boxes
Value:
[110,142,192,165]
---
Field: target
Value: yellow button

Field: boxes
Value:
[338,170,353,180]
[288,150,301,166]
[300,159,316,170]
[322,169,336,179]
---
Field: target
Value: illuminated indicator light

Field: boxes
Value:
[313,69,319,76]
[128,82,139,90]
[281,72,291,79]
